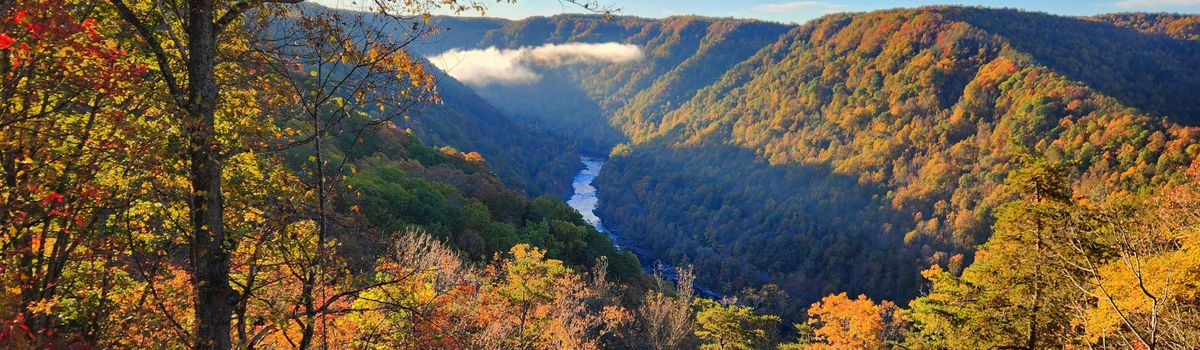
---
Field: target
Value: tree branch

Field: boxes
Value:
[108,0,187,108]
[215,0,304,34]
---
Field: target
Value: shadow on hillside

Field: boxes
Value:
[408,66,584,197]
[951,7,1200,124]
[596,137,929,309]
[472,68,627,154]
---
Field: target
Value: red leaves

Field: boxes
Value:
[2,0,142,90]
[43,191,63,205]
[0,314,35,346]
[0,33,13,49]
[10,10,25,24]
[80,18,98,38]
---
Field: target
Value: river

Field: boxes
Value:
[564,156,718,297]
[566,156,609,234]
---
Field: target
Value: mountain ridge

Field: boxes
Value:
[591,6,1200,312]
[404,6,1200,312]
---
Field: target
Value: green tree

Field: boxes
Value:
[906,158,1085,349]
[694,298,780,350]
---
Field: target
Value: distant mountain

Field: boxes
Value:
[282,7,578,197]
[402,65,583,196]
[413,16,510,55]
[1094,13,1200,41]
[442,15,794,153]
[594,7,1200,311]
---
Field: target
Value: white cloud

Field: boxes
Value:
[429,42,643,86]
[1115,0,1200,8]
[752,1,849,14]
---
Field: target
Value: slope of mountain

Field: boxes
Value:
[1095,12,1200,40]
[404,66,582,196]
[594,7,1200,310]
[464,15,794,152]
[275,6,578,197]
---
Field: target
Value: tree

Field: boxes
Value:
[637,266,698,350]
[1071,161,1200,349]
[101,2,618,347]
[250,5,439,348]
[802,292,901,350]
[341,229,480,349]
[906,158,1089,349]
[0,0,154,345]
[693,297,779,350]
[474,244,629,350]
[101,1,498,348]
[104,0,276,346]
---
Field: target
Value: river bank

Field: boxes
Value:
[564,156,719,297]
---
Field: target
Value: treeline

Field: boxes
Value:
[1095,13,1200,41]
[466,14,793,152]
[596,7,1200,315]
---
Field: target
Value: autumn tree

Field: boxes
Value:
[635,265,698,349]
[800,292,903,350]
[244,5,441,348]
[100,0,614,348]
[1065,161,1200,349]
[472,244,629,350]
[338,228,481,349]
[0,0,157,346]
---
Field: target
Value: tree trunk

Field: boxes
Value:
[186,0,232,349]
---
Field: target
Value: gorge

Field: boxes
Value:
[8,1,1200,347]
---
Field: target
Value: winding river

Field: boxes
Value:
[566,157,609,234]
[565,156,718,297]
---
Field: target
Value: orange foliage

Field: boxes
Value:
[805,293,900,350]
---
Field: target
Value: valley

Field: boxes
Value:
[565,155,715,297]
[420,8,1200,316]
[4,1,1200,348]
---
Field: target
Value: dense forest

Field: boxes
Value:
[2,0,1199,349]
[595,6,1200,312]
[426,4,1200,320]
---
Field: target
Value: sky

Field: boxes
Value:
[314,0,1200,23]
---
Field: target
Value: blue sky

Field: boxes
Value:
[315,0,1200,23]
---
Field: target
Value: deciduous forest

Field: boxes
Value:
[1,0,1198,349]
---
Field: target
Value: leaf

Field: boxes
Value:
[0,33,14,49]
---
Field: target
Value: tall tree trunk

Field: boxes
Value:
[298,112,326,350]
[186,0,232,348]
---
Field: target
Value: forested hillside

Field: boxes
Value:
[403,66,582,195]
[4,0,1200,348]
[463,15,793,152]
[597,7,1200,314]
[295,7,581,197]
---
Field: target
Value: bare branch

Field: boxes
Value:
[108,0,186,108]
[215,0,304,34]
